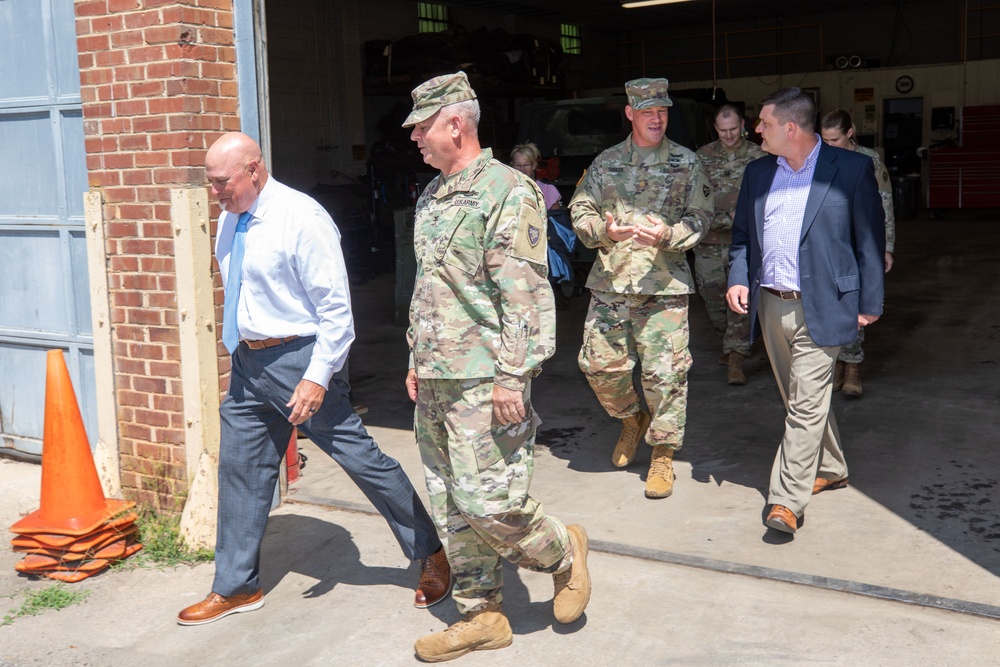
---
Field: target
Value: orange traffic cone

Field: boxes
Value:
[15,555,110,574]
[10,350,133,536]
[12,522,138,553]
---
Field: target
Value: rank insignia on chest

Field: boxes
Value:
[723,170,732,177]
[527,224,541,247]
[703,184,711,198]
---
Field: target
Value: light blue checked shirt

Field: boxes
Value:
[761,137,822,292]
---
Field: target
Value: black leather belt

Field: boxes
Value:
[762,287,802,300]
[242,335,299,350]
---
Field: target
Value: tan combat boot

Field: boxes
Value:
[611,410,651,468]
[414,604,512,663]
[727,351,747,385]
[645,445,675,498]
[842,362,863,396]
[553,524,591,624]
[833,360,846,392]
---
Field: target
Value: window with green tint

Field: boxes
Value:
[418,2,449,33]
[561,24,581,55]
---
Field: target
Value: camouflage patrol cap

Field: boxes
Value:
[402,71,478,127]
[625,78,673,110]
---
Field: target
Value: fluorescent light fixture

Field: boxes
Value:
[621,0,695,7]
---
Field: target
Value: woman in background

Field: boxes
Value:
[510,142,562,210]
[511,142,576,308]
[820,109,896,397]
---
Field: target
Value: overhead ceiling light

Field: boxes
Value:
[621,0,696,7]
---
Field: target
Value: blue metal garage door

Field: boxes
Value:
[0,0,96,459]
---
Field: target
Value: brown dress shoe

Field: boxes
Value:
[177,589,264,626]
[813,476,849,494]
[765,505,798,533]
[415,546,452,608]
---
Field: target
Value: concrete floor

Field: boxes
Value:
[302,212,1000,612]
[1,212,998,665]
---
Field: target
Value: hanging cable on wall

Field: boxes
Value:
[312,1,331,150]
[711,0,717,100]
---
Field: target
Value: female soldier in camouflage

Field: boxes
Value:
[820,109,895,397]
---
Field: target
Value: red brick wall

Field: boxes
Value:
[74,0,239,510]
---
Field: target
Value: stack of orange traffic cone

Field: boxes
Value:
[9,350,142,582]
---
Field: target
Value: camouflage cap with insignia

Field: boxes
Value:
[402,71,478,127]
[626,78,673,110]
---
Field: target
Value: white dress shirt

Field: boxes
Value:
[215,177,355,389]
[761,137,822,292]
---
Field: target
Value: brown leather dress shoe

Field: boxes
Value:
[765,505,798,533]
[813,476,850,494]
[177,589,264,626]
[415,546,452,609]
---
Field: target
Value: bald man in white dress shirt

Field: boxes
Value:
[177,132,449,626]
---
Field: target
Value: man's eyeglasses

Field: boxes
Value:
[208,162,253,189]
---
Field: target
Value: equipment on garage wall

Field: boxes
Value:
[929,105,1000,209]
[364,25,563,87]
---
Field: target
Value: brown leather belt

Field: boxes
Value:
[242,335,299,350]
[762,287,802,301]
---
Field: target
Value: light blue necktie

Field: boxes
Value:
[222,212,250,354]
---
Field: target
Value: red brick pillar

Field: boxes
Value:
[74,0,240,509]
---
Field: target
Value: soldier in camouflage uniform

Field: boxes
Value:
[695,104,766,385]
[569,78,712,500]
[402,72,591,663]
[820,109,896,397]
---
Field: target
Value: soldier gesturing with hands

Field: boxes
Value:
[570,77,712,500]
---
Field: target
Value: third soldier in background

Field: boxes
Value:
[570,78,712,499]
[695,104,765,385]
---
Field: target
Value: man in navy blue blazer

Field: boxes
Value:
[726,88,885,534]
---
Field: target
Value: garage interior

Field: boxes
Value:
[254,0,999,618]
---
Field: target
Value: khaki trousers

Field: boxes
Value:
[758,290,849,517]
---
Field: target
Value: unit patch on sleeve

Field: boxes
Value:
[509,200,548,264]
[528,224,541,246]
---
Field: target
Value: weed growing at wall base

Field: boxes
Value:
[126,505,215,568]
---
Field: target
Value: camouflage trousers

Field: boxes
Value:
[578,290,691,450]
[415,377,571,614]
[838,326,865,363]
[691,243,751,356]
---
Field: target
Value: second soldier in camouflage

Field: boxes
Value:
[569,77,712,500]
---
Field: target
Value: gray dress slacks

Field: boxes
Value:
[213,336,440,596]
